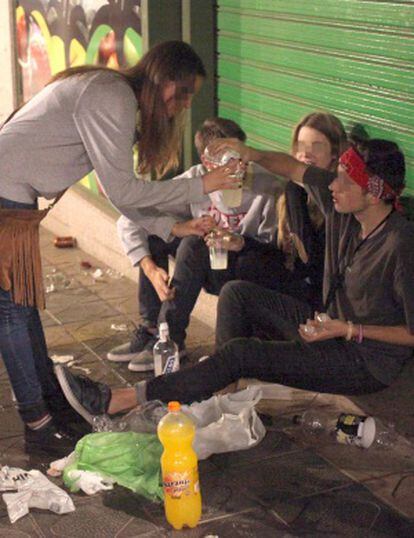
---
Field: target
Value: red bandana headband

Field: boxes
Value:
[339,147,400,203]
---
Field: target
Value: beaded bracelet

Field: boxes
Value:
[345,320,354,341]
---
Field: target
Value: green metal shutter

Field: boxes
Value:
[217,0,414,195]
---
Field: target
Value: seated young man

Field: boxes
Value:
[107,117,283,372]
[55,137,414,420]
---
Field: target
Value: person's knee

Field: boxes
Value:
[218,336,261,374]
[220,280,260,306]
[177,235,204,254]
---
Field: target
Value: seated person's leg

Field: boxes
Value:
[216,280,313,348]
[56,332,387,419]
[107,235,179,367]
[160,235,212,349]
[233,238,292,292]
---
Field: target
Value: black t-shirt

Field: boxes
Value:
[303,166,414,384]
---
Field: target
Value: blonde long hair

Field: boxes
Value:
[50,41,206,178]
[277,112,347,261]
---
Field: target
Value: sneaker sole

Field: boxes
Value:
[55,365,95,426]
[106,352,138,362]
[127,361,154,372]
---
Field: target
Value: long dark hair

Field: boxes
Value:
[51,41,206,177]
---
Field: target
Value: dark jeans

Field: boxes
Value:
[146,281,386,403]
[138,235,181,326]
[0,197,63,422]
[159,235,296,346]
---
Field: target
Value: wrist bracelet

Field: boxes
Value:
[345,320,354,341]
[356,324,363,344]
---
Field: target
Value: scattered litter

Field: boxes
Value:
[92,268,105,281]
[66,469,115,495]
[50,354,75,365]
[44,271,72,293]
[110,323,129,332]
[71,365,91,375]
[54,236,76,248]
[47,453,76,478]
[105,268,123,280]
[80,260,93,269]
[0,466,75,523]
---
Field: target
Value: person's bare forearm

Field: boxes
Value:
[247,148,307,185]
[139,255,157,277]
[354,324,414,347]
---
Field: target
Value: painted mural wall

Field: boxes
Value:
[15,0,142,195]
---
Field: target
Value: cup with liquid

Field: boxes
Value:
[203,147,244,208]
[208,234,228,270]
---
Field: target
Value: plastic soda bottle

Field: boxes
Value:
[153,322,180,377]
[157,401,202,530]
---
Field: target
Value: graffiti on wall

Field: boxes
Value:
[15,0,142,195]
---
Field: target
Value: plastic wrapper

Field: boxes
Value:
[0,466,75,523]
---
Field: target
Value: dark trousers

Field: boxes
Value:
[0,197,64,422]
[138,235,181,326]
[159,235,295,346]
[146,281,386,403]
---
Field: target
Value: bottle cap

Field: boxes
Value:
[168,401,181,412]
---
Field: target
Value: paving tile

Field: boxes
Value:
[32,492,160,538]
[44,325,80,347]
[0,513,42,537]
[166,508,295,537]
[361,472,414,520]
[61,316,133,343]
[209,430,300,470]
[146,466,260,527]
[270,482,414,537]
[85,278,139,301]
[226,449,354,510]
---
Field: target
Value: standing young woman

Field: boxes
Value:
[0,40,237,456]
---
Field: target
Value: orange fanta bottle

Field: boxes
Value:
[157,401,202,530]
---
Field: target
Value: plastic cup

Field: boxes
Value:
[221,185,242,208]
[209,239,228,270]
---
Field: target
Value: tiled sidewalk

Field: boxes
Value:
[0,228,413,536]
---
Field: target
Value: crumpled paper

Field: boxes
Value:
[0,466,75,523]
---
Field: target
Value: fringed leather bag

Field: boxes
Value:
[0,195,64,309]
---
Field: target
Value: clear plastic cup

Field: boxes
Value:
[203,147,244,208]
[209,236,228,270]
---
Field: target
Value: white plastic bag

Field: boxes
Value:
[92,386,266,460]
[182,386,266,460]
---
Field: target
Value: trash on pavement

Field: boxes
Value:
[0,466,75,523]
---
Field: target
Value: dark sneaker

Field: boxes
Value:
[24,422,78,458]
[54,365,112,425]
[128,341,187,372]
[106,325,156,362]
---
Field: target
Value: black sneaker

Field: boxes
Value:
[54,365,112,425]
[24,422,78,458]
[106,325,156,362]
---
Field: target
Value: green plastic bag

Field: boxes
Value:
[63,432,163,502]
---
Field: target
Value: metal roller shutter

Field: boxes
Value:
[217,0,414,195]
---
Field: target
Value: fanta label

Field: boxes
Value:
[163,471,191,498]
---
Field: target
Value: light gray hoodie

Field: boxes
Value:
[117,163,284,267]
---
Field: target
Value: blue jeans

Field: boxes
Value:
[0,197,62,422]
